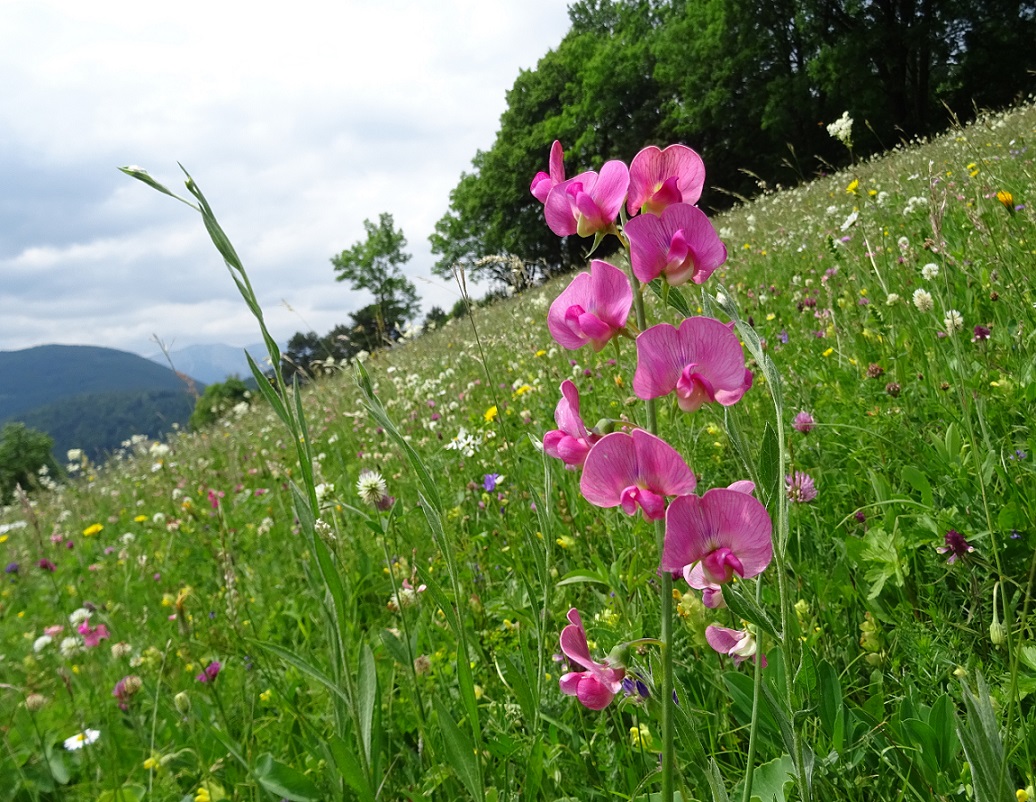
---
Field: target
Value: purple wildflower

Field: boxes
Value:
[972,324,991,342]
[786,472,817,503]
[5,562,18,574]
[937,530,974,564]
[38,558,56,572]
[792,411,815,434]
[196,661,222,683]
[483,473,501,492]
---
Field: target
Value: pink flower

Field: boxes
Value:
[627,144,705,216]
[786,471,817,503]
[558,608,625,710]
[662,487,773,594]
[547,260,633,351]
[544,161,630,238]
[633,318,753,412]
[792,411,815,434]
[196,661,222,683]
[530,140,565,203]
[624,203,727,285]
[705,625,766,667]
[580,430,696,521]
[77,619,110,648]
[543,380,601,468]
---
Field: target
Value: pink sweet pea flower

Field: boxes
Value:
[77,619,110,648]
[627,144,705,216]
[544,161,630,238]
[558,608,625,710]
[706,624,766,667]
[543,380,601,468]
[661,488,773,595]
[530,140,566,203]
[547,260,633,351]
[581,429,696,521]
[624,202,727,286]
[633,318,753,412]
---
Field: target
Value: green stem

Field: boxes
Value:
[629,275,675,802]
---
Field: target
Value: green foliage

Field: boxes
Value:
[0,421,59,502]
[189,377,252,430]
[331,212,420,334]
[4,102,1036,802]
[434,0,1036,277]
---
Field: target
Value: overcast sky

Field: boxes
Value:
[0,0,572,356]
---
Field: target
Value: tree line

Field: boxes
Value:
[430,0,1036,284]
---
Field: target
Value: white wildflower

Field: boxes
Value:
[944,309,964,334]
[826,111,853,146]
[912,288,934,312]
[921,263,939,280]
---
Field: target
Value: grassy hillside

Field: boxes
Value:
[1,102,1033,801]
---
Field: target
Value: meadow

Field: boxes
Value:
[2,100,1035,802]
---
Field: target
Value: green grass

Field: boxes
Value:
[2,100,1035,802]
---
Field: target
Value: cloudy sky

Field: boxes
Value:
[1,0,571,357]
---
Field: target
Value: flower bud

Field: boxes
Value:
[990,620,1007,646]
[173,691,191,714]
[24,693,47,712]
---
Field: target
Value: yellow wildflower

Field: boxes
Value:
[134,515,147,523]
[997,190,1015,211]
[82,523,103,537]
[483,405,498,423]
[846,178,859,194]
[823,348,834,357]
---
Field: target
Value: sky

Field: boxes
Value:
[0,0,572,357]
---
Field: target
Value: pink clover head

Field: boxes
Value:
[705,624,766,667]
[543,380,601,468]
[792,411,815,434]
[558,608,625,710]
[530,140,566,204]
[634,318,753,412]
[581,429,696,521]
[547,260,633,351]
[544,161,630,238]
[625,203,727,286]
[661,487,773,590]
[627,144,706,216]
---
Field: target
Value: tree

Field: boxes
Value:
[0,422,60,502]
[331,213,420,338]
[189,378,252,430]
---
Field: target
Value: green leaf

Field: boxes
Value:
[758,423,780,505]
[254,754,322,802]
[96,787,146,802]
[901,465,934,508]
[745,754,796,802]
[433,697,483,801]
[722,582,781,639]
[555,569,611,587]
[325,734,375,802]
[380,627,411,666]
[817,660,844,750]
[647,278,693,318]
[358,642,377,767]
[793,648,818,697]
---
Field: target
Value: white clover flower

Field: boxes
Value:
[897,236,910,252]
[944,309,964,333]
[886,293,900,306]
[69,608,91,626]
[921,263,940,280]
[33,635,53,653]
[59,637,82,658]
[912,288,934,312]
[356,470,388,506]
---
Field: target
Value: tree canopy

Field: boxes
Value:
[331,213,420,338]
[431,0,1036,280]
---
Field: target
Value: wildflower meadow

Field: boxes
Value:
[2,100,1035,801]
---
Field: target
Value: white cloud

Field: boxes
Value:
[0,0,570,354]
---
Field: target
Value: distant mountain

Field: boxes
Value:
[146,342,270,385]
[0,344,201,460]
